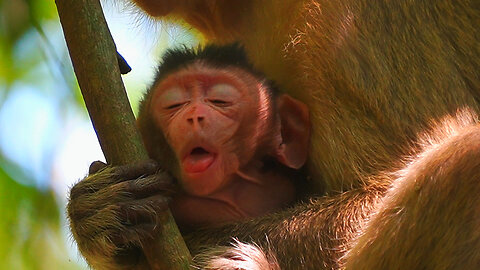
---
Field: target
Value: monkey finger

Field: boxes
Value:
[72,161,161,201]
[112,159,160,182]
[68,185,133,222]
[73,194,166,238]
[104,173,175,200]
[70,167,118,201]
[84,227,148,259]
[89,160,108,175]
[124,173,176,198]
[110,223,157,247]
[118,195,171,226]
[73,204,123,237]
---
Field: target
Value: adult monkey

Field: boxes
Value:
[72,1,480,270]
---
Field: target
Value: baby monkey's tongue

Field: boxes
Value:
[183,148,215,173]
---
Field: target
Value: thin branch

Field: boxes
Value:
[55,0,192,268]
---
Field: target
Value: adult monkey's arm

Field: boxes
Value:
[55,0,192,269]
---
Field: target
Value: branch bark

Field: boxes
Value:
[55,0,192,269]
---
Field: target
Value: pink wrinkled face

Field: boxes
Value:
[151,63,271,196]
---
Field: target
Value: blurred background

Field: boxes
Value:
[0,0,197,268]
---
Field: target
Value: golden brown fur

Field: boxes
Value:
[133,1,480,269]
[136,0,480,192]
[344,111,480,269]
[68,0,480,269]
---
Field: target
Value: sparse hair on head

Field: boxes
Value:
[152,43,279,96]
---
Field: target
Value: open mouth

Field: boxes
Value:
[183,147,216,173]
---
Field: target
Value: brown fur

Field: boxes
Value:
[133,1,480,269]
[69,0,480,269]
[343,112,480,269]
[137,0,480,192]
[68,164,171,270]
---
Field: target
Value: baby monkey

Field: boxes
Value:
[70,44,310,248]
[139,44,310,227]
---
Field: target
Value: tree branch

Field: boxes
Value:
[55,0,192,268]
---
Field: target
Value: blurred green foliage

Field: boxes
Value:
[0,159,81,270]
[0,0,84,268]
[0,0,56,85]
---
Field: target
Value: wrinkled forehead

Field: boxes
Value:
[151,62,268,103]
[156,62,259,89]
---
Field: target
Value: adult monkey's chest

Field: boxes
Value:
[130,0,480,193]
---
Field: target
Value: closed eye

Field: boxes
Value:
[209,99,231,107]
[165,103,184,110]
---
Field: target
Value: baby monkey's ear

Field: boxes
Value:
[274,94,310,169]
